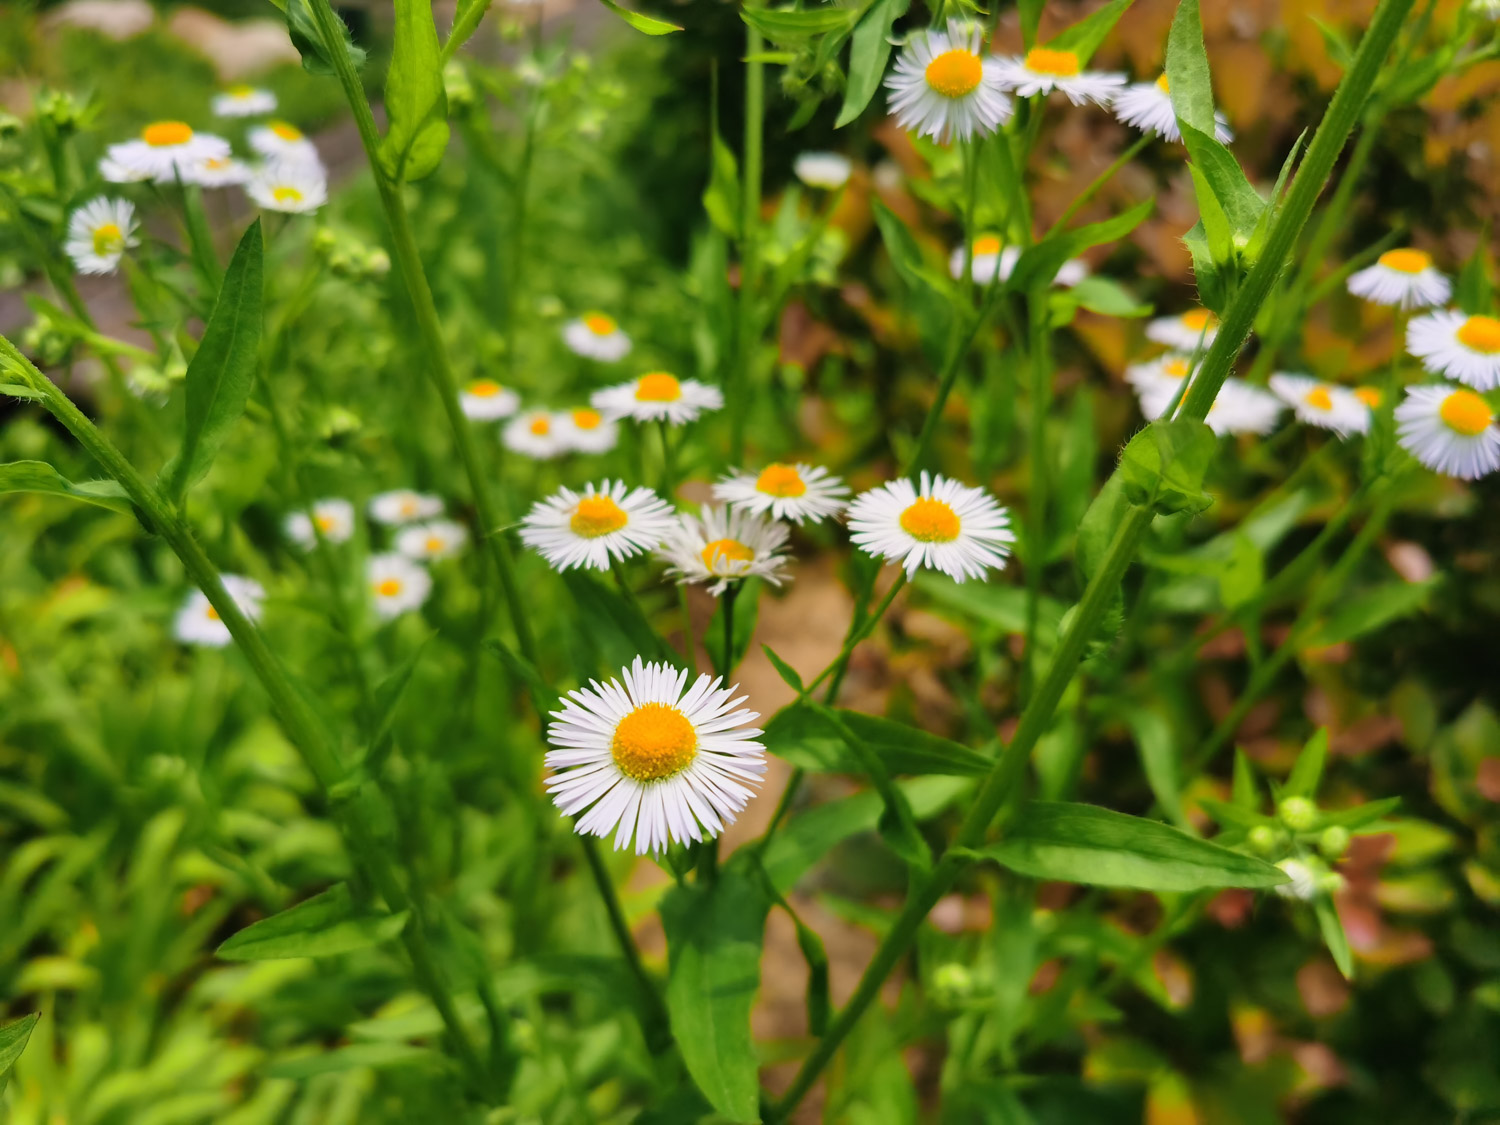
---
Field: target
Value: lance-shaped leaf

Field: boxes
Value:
[443,0,493,60]
[0,1013,39,1097]
[597,0,681,35]
[1008,198,1154,292]
[743,5,858,42]
[0,461,130,513]
[217,884,409,960]
[837,0,910,126]
[378,0,450,182]
[768,702,994,777]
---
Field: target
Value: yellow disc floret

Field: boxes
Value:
[972,234,1003,257]
[1024,47,1081,77]
[570,495,629,538]
[1354,386,1383,408]
[1181,308,1218,332]
[1155,74,1171,93]
[611,703,698,781]
[143,121,193,147]
[925,49,984,98]
[529,415,551,435]
[1163,358,1191,379]
[1439,389,1493,436]
[755,463,807,497]
[572,408,603,430]
[92,223,124,257]
[468,379,502,397]
[1377,248,1432,274]
[899,497,961,542]
[273,186,304,205]
[424,535,445,554]
[1456,315,1500,355]
[701,538,755,572]
[583,313,617,336]
[635,372,683,402]
[377,578,403,597]
[1303,387,1334,412]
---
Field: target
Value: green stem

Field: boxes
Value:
[1021,294,1051,699]
[730,26,765,466]
[811,569,907,704]
[578,836,671,1047]
[720,580,739,678]
[178,182,222,290]
[678,584,698,676]
[1043,134,1152,239]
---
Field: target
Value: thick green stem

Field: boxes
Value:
[720,580,739,678]
[1021,295,1051,699]
[578,836,672,1047]
[729,27,765,466]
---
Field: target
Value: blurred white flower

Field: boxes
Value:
[285,498,355,549]
[591,372,723,426]
[885,21,1012,143]
[64,197,138,275]
[396,519,468,561]
[173,574,265,648]
[213,85,277,118]
[793,152,851,190]
[1395,383,1500,479]
[102,122,231,183]
[520,479,675,571]
[993,46,1125,106]
[1346,249,1450,310]
[713,462,849,525]
[368,553,432,619]
[562,312,631,362]
[369,490,444,526]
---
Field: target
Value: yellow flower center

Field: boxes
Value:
[572,408,603,430]
[205,605,220,621]
[1181,308,1217,332]
[755,463,807,497]
[143,121,193,147]
[315,514,337,532]
[701,538,755,571]
[924,48,984,98]
[1456,315,1500,355]
[270,121,303,141]
[92,222,124,257]
[583,313,617,336]
[1025,46,1081,77]
[468,379,502,397]
[377,578,403,597]
[1439,389,1493,436]
[899,497,961,542]
[1303,387,1334,412]
[1163,358,1190,378]
[635,372,682,402]
[528,415,551,435]
[425,535,445,553]
[272,186,303,204]
[570,495,628,538]
[1155,73,1171,93]
[1377,248,1431,274]
[203,157,231,170]
[398,497,417,515]
[1354,386,1383,408]
[228,84,255,98]
[972,234,1003,257]
[611,702,697,782]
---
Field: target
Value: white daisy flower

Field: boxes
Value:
[64,197,138,275]
[1272,858,1320,901]
[173,574,265,648]
[459,378,521,421]
[562,312,632,362]
[993,45,1126,106]
[368,489,444,526]
[591,372,724,426]
[1395,383,1500,479]
[793,152,852,190]
[847,472,1014,582]
[712,462,850,524]
[368,553,433,619]
[1112,74,1233,143]
[248,121,320,165]
[948,237,1086,287]
[1125,353,1196,397]
[1406,309,1500,390]
[544,656,766,855]
[1146,308,1220,351]
[502,409,567,459]
[102,122,232,184]
[182,154,252,188]
[1346,248,1451,310]
[1268,373,1371,437]
[885,21,1014,143]
[212,85,277,118]
[657,505,791,596]
[285,498,356,549]
[520,479,676,572]
[555,407,620,454]
[1137,377,1282,435]
[246,160,328,215]
[395,519,468,561]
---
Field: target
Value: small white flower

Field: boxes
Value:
[213,85,277,118]
[248,120,320,165]
[1395,383,1500,479]
[285,498,356,549]
[182,154,252,188]
[591,372,724,426]
[885,21,1013,143]
[563,313,632,362]
[948,236,1086,287]
[1273,858,1320,901]
[712,462,849,525]
[1125,353,1197,398]
[555,407,620,454]
[1137,377,1282,435]
[1146,308,1220,351]
[173,574,265,648]
[847,472,1014,582]
[369,490,444,526]
[1473,0,1500,15]
[247,160,328,214]
[1268,373,1371,437]
[793,152,852,190]
[1406,309,1500,390]
[1112,74,1233,142]
[657,505,791,596]
[368,553,433,619]
[64,197,138,275]
[993,45,1126,106]
[102,122,232,184]
[396,519,468,561]
[459,378,521,421]
[520,479,676,572]
[503,409,567,459]
[1346,248,1451,310]
[545,656,766,855]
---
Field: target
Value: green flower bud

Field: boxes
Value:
[1319,825,1351,858]
[1248,824,1279,855]
[930,962,974,1010]
[1278,796,1318,832]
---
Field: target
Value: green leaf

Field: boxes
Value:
[560,569,672,670]
[1309,15,1353,68]
[485,637,560,714]
[0,460,131,513]
[768,702,994,777]
[807,703,931,869]
[164,220,264,500]
[872,197,951,304]
[660,870,770,1123]
[1316,797,1400,830]
[1217,532,1263,610]
[1046,0,1134,65]
[837,0,910,126]
[597,0,681,33]
[1059,276,1152,318]
[0,1013,39,1096]
[1305,579,1437,648]
[914,572,1066,637]
[378,0,450,182]
[363,636,432,771]
[1122,706,1188,828]
[1165,0,1215,139]
[1118,418,1217,515]
[285,0,367,76]
[761,643,804,692]
[1283,727,1329,799]
[743,5,857,41]
[1009,199,1154,292]
[1314,895,1353,979]
[442,0,492,60]
[217,884,409,960]
[1019,0,1044,46]
[703,125,742,239]
[1456,227,1493,315]
[266,1043,442,1080]
[706,578,760,678]
[0,383,43,400]
[968,801,1289,891]
[1231,748,1260,809]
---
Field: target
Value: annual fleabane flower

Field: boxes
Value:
[503,409,567,459]
[285,498,355,549]
[64,197,138,275]
[248,120,320,165]
[1406,309,1500,390]
[1272,858,1321,901]
[847,472,1014,582]
[793,152,852,190]
[521,479,676,571]
[1395,383,1500,479]
[1202,380,1283,436]
[212,85,277,118]
[658,505,791,595]
[993,45,1125,106]
[948,236,1086,287]
[183,154,252,188]
[1268,374,1371,437]
[368,489,444,526]
[713,462,849,524]
[1125,353,1196,398]
[563,312,632,362]
[396,519,469,561]
[173,574,265,648]
[1112,74,1233,142]
[247,160,328,214]
[544,657,766,855]
[460,378,520,421]
[368,553,433,619]
[592,372,724,425]
[555,407,620,454]
[1346,249,1451,310]
[102,121,232,184]
[1146,308,1219,351]
[885,21,1013,143]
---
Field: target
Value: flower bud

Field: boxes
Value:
[1278,796,1318,832]
[1319,825,1351,859]
[1248,824,1279,855]
[930,962,974,1009]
